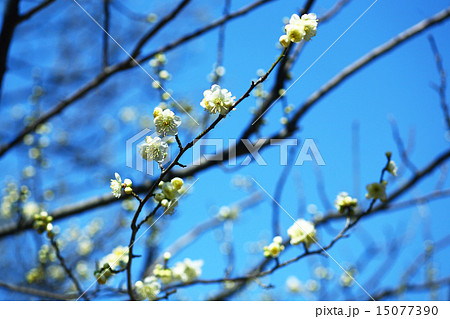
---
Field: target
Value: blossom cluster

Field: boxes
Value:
[262,219,317,259]
[33,211,54,238]
[288,219,317,248]
[135,276,161,300]
[201,84,235,115]
[263,236,285,258]
[154,177,185,215]
[153,257,203,284]
[366,181,388,202]
[217,205,240,220]
[139,135,169,163]
[334,192,358,214]
[153,107,181,136]
[95,246,129,284]
[110,173,133,198]
[279,13,318,47]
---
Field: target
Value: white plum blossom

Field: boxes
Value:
[217,206,240,220]
[100,246,129,270]
[110,173,122,198]
[135,276,161,300]
[334,192,358,214]
[201,84,235,115]
[171,177,184,190]
[172,258,203,283]
[387,160,398,176]
[286,276,302,293]
[287,219,317,248]
[153,179,185,216]
[300,13,319,41]
[140,136,169,163]
[23,201,40,219]
[264,236,285,258]
[284,14,306,43]
[153,107,181,136]
[366,181,388,202]
[282,13,318,45]
[153,264,174,284]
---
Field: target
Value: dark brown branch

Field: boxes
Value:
[102,0,110,69]
[287,6,450,135]
[0,0,273,159]
[18,0,56,23]
[0,0,20,96]
[50,236,88,300]
[370,277,450,301]
[130,0,192,58]
[0,280,78,300]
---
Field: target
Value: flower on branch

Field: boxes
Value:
[154,178,186,216]
[172,258,203,283]
[153,264,174,284]
[334,192,358,214]
[263,236,285,258]
[287,219,317,248]
[201,84,235,115]
[140,136,169,163]
[153,107,181,136]
[110,172,122,198]
[281,13,318,46]
[100,246,129,271]
[33,211,54,238]
[387,160,398,176]
[217,205,240,221]
[135,276,161,300]
[365,180,388,202]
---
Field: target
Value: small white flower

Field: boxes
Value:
[123,179,132,187]
[279,34,290,47]
[285,14,305,43]
[286,276,302,293]
[283,13,318,43]
[264,236,285,258]
[217,206,239,220]
[135,276,161,301]
[287,219,316,248]
[334,192,358,214]
[159,70,170,80]
[171,177,184,190]
[153,264,173,284]
[140,136,169,162]
[23,201,40,219]
[100,246,129,271]
[387,160,398,176]
[300,13,318,41]
[172,258,203,283]
[154,108,181,136]
[201,84,235,115]
[110,172,122,198]
[366,181,388,202]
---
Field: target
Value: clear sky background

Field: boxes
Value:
[0,0,449,300]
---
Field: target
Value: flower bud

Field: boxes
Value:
[123,179,132,187]
[279,35,290,47]
[161,199,169,208]
[171,177,184,190]
[154,192,165,202]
